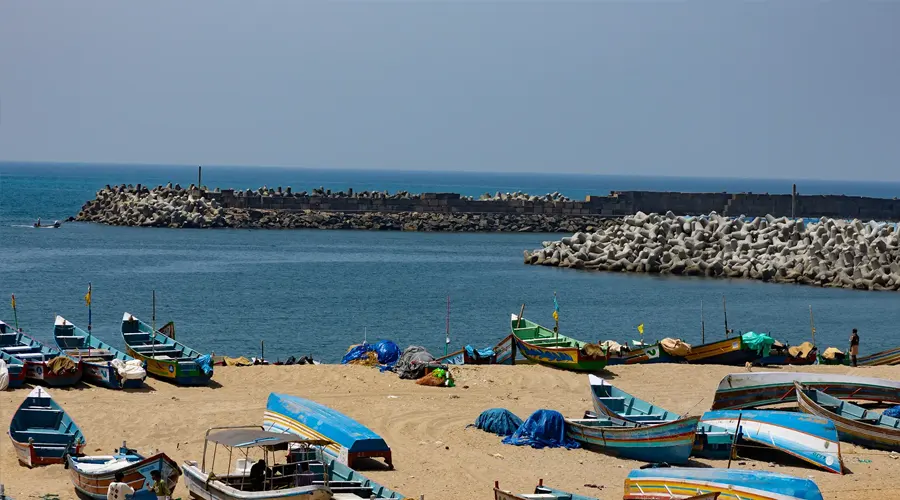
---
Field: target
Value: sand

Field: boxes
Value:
[2,363,900,500]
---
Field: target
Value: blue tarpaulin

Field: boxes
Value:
[742,332,775,358]
[195,354,213,375]
[374,340,401,367]
[465,345,495,359]
[469,408,523,436]
[341,343,374,364]
[502,410,580,449]
[885,405,900,419]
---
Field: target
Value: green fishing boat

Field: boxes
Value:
[510,314,607,371]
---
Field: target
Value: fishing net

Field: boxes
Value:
[349,351,380,367]
[502,410,580,449]
[392,346,435,379]
[341,343,375,364]
[468,408,523,436]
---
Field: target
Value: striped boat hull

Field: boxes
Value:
[606,343,681,366]
[712,372,900,410]
[565,416,699,464]
[624,468,824,500]
[684,338,759,365]
[68,453,180,499]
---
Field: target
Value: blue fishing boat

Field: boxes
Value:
[701,410,843,474]
[795,381,900,452]
[121,313,212,386]
[624,468,824,500]
[0,356,26,389]
[68,442,181,499]
[565,414,699,464]
[54,316,146,390]
[263,393,393,469]
[589,375,679,424]
[8,387,86,467]
[0,321,82,387]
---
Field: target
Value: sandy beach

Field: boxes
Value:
[2,363,899,500]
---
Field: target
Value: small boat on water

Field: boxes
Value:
[67,442,181,499]
[700,410,843,474]
[54,316,146,389]
[711,372,900,410]
[264,393,393,469]
[9,387,86,467]
[624,468,824,500]
[794,381,900,452]
[0,321,82,387]
[121,313,213,386]
[510,315,607,371]
[565,414,699,464]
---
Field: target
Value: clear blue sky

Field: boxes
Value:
[1,2,898,180]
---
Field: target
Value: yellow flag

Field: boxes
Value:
[552,310,559,322]
[10,294,15,309]
[84,289,91,306]
[637,323,644,335]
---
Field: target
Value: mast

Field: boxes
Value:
[722,295,730,338]
[152,289,156,333]
[809,305,816,346]
[86,282,92,334]
[445,295,450,356]
[10,294,18,330]
[701,298,705,344]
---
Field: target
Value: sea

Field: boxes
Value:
[1,162,899,363]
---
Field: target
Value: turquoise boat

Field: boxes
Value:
[0,322,82,387]
[624,468,824,500]
[493,480,599,500]
[510,315,607,371]
[9,387,86,467]
[54,316,146,390]
[262,393,403,498]
[565,414,699,464]
[795,381,900,452]
[121,313,212,386]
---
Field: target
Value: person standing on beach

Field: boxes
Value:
[149,470,171,500]
[849,328,860,367]
[107,472,134,500]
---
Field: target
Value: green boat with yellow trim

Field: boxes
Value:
[121,313,213,386]
[510,314,607,371]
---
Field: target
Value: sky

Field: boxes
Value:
[1,2,898,180]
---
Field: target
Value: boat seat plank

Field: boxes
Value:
[2,346,36,352]
[16,353,47,358]
[55,335,85,341]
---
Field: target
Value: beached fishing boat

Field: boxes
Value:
[605,340,684,366]
[0,321,82,387]
[121,313,212,386]
[183,427,336,500]
[68,442,180,499]
[54,316,146,389]
[624,468,824,500]
[565,414,699,464]
[683,337,760,365]
[794,381,900,451]
[0,357,26,389]
[493,480,600,500]
[711,372,900,410]
[589,374,679,424]
[435,335,515,365]
[700,410,843,474]
[264,393,393,469]
[510,315,607,371]
[8,387,86,467]
[756,341,817,366]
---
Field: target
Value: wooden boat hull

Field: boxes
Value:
[434,335,516,366]
[55,316,146,390]
[857,346,900,366]
[795,382,900,452]
[122,313,212,386]
[263,393,393,469]
[124,346,210,385]
[182,461,333,500]
[510,315,607,371]
[24,360,83,387]
[685,338,759,365]
[589,374,679,423]
[79,361,142,390]
[700,410,842,474]
[565,416,699,464]
[606,343,682,365]
[624,468,824,500]
[68,453,180,499]
[493,481,598,500]
[9,388,86,467]
[6,362,26,388]
[712,372,900,410]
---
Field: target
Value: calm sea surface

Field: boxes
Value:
[1,162,898,362]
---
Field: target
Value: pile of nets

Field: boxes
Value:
[469,408,523,436]
[742,332,776,357]
[341,340,402,369]
[392,345,435,379]
[502,410,579,449]
[885,406,900,419]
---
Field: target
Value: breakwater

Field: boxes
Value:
[525,212,900,291]
[75,183,900,232]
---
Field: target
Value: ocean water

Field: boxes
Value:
[1,162,899,362]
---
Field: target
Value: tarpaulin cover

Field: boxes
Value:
[0,359,8,391]
[661,338,691,356]
[885,406,900,419]
[469,408,523,436]
[391,346,435,378]
[47,356,77,375]
[742,332,775,358]
[195,354,213,375]
[465,345,494,359]
[502,410,580,449]
[788,341,815,358]
[821,347,845,360]
[341,343,374,364]
[374,340,401,366]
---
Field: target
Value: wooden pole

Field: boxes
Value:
[723,295,730,339]
[152,290,157,359]
[11,294,18,330]
[198,166,202,187]
[445,295,450,356]
[261,340,265,363]
[517,304,525,329]
[809,305,816,346]
[87,282,92,333]
[701,298,706,344]
[726,411,743,469]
